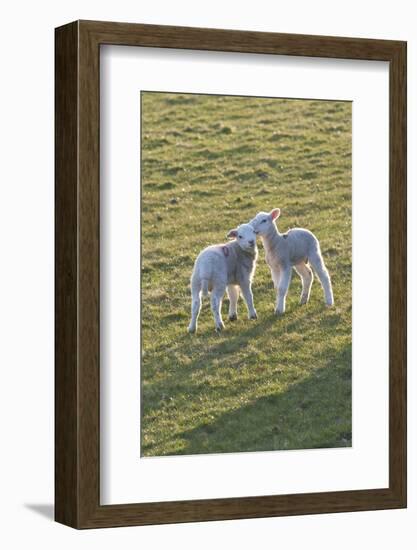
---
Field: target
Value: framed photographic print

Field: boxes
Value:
[55,20,407,528]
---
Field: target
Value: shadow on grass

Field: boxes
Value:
[141,309,351,456]
[174,344,352,456]
[144,309,295,380]
[141,313,281,414]
[146,301,338,369]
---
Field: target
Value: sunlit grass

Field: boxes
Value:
[141,92,352,456]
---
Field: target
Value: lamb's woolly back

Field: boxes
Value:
[188,223,258,333]
[250,209,317,264]
[249,208,334,313]
[192,223,257,286]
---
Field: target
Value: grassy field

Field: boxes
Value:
[141,91,352,457]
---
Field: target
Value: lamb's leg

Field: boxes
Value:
[188,278,202,333]
[294,262,314,305]
[239,281,257,320]
[211,285,226,332]
[309,250,334,306]
[227,284,239,321]
[271,266,280,290]
[275,266,292,315]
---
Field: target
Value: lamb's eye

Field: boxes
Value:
[238,235,242,239]
[261,219,267,223]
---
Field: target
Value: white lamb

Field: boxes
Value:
[250,208,334,315]
[188,223,258,333]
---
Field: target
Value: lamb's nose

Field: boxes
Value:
[249,240,255,246]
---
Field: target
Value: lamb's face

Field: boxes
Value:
[250,208,280,237]
[227,223,257,252]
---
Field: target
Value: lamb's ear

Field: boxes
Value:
[227,229,238,239]
[270,208,281,220]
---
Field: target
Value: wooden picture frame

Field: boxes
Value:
[55,20,407,529]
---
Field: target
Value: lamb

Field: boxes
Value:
[188,223,258,333]
[249,208,334,315]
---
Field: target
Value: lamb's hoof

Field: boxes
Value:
[215,323,225,332]
[326,302,334,308]
[249,312,258,320]
[228,314,238,322]
[274,309,284,316]
[188,325,196,334]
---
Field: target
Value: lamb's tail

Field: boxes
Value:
[201,279,209,297]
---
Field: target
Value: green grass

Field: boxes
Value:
[141,91,352,457]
